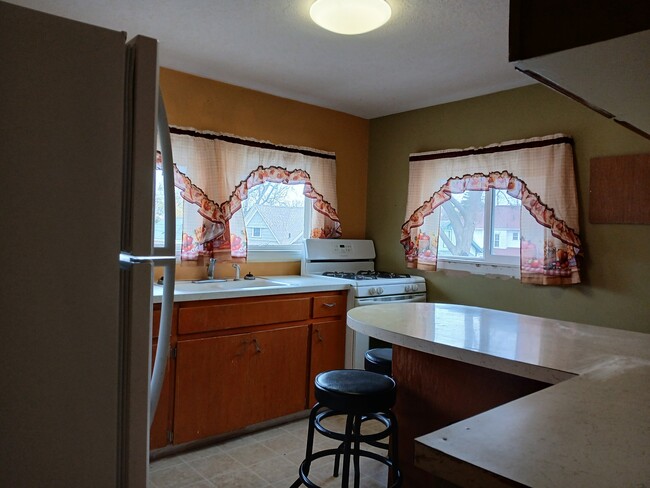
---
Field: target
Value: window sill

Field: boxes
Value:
[437,259,520,279]
[245,249,302,263]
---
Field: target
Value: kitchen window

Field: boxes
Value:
[435,189,521,277]
[403,134,583,285]
[167,127,340,262]
[153,166,185,253]
[235,181,313,261]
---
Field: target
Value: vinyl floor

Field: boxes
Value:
[149,415,390,488]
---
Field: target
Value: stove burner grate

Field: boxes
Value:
[322,270,412,280]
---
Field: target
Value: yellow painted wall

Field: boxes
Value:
[367,84,650,333]
[159,68,369,279]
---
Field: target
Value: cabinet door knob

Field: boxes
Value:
[252,338,262,353]
[316,329,324,342]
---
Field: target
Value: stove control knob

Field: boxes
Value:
[377,287,384,295]
[369,287,376,295]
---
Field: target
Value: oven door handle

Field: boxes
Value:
[355,293,427,306]
[394,295,427,303]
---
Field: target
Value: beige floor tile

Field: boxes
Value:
[208,468,270,488]
[261,431,306,456]
[150,455,186,472]
[227,441,278,467]
[249,455,299,484]
[187,451,242,479]
[148,463,205,488]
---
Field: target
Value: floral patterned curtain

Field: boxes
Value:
[168,127,340,261]
[402,134,582,285]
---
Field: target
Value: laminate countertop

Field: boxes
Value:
[152,275,349,303]
[347,303,650,488]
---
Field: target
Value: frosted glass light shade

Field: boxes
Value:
[310,0,392,35]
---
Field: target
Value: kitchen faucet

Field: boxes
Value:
[232,263,241,281]
[207,258,217,280]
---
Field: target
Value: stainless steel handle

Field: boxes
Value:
[149,91,176,424]
[252,338,262,353]
[322,303,336,308]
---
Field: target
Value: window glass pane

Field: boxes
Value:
[241,182,306,248]
[438,191,485,258]
[153,168,184,251]
[491,189,521,257]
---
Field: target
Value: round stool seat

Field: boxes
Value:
[364,348,393,376]
[315,369,396,414]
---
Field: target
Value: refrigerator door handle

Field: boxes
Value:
[119,253,176,266]
[149,91,176,424]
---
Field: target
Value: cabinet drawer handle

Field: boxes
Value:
[322,303,336,308]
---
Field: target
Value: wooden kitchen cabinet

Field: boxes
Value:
[150,305,177,450]
[149,343,173,449]
[173,325,309,444]
[309,319,346,405]
[150,290,348,450]
[177,295,312,334]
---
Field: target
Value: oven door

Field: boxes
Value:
[348,292,426,368]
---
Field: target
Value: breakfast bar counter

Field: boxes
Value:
[347,303,650,487]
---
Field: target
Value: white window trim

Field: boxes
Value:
[245,249,303,262]
[437,189,520,278]
[436,258,520,279]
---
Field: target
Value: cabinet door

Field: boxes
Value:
[173,325,310,444]
[150,304,176,450]
[173,333,250,444]
[308,320,346,405]
[247,325,310,425]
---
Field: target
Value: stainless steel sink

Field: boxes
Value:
[173,278,291,293]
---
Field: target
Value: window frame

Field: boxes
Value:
[436,189,520,278]
[241,181,313,262]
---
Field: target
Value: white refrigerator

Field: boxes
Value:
[0,2,176,487]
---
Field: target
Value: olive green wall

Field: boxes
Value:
[367,84,650,333]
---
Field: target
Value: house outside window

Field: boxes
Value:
[237,181,312,260]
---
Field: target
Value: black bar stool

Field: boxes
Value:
[364,348,393,376]
[291,369,402,488]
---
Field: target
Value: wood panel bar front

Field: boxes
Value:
[392,346,549,487]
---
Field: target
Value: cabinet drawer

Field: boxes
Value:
[178,297,311,335]
[152,304,178,339]
[312,295,346,319]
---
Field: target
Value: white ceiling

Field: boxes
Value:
[8,0,535,119]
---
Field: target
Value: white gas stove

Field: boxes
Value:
[302,239,426,368]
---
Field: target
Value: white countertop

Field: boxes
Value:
[347,303,650,488]
[152,275,349,303]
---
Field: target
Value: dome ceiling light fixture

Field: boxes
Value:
[309,0,392,35]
